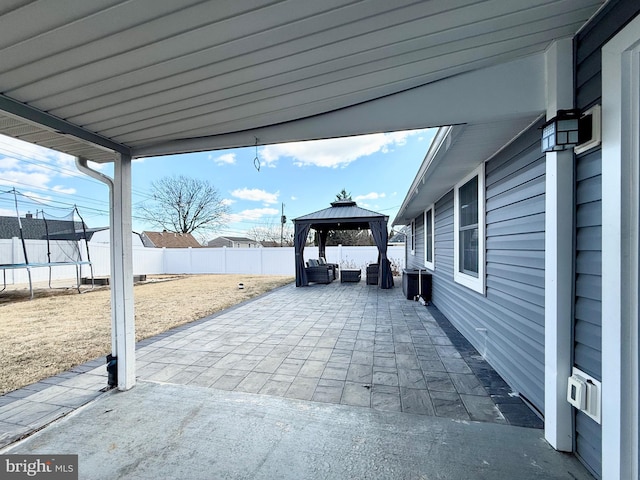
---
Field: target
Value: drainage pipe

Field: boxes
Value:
[75,157,117,359]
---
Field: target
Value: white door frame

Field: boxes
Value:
[601,14,640,480]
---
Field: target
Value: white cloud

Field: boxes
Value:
[355,192,386,201]
[23,191,52,203]
[212,152,236,165]
[52,185,76,194]
[0,170,51,189]
[221,198,236,206]
[226,207,279,223]
[0,207,17,216]
[261,130,425,168]
[230,188,279,204]
[290,196,297,201]
[0,157,19,169]
[0,134,91,192]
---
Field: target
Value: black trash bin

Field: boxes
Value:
[402,269,432,301]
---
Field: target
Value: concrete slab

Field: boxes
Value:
[2,381,592,480]
[1,280,551,465]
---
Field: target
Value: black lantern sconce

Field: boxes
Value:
[541,109,580,153]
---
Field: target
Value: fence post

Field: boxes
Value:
[223,246,227,274]
[10,237,20,284]
[161,247,167,274]
[260,247,264,274]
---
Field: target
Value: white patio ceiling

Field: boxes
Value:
[0,0,604,163]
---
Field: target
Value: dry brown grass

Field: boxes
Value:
[0,274,293,395]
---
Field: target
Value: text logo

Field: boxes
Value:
[1,455,78,480]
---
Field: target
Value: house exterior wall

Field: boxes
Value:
[573,2,640,476]
[406,121,546,413]
[407,211,424,268]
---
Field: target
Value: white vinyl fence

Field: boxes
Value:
[0,238,405,285]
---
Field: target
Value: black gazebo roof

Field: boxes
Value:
[293,200,388,230]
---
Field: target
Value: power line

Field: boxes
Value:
[0,142,156,201]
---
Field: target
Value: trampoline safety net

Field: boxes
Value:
[0,188,94,298]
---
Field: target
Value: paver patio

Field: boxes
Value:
[0,277,541,449]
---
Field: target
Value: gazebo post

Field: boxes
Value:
[319,229,328,259]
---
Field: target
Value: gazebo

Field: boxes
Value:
[293,200,393,289]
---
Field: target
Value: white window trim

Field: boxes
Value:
[410,219,416,255]
[453,163,485,294]
[601,17,640,479]
[424,205,435,271]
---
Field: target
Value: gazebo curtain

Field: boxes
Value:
[369,219,393,289]
[294,223,311,286]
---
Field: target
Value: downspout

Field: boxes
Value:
[75,157,118,385]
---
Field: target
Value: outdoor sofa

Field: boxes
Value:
[305,259,335,284]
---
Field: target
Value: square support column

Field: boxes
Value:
[544,37,574,452]
[112,153,135,390]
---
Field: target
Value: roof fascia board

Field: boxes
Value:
[0,94,130,157]
[392,113,541,225]
[394,125,460,225]
[132,54,546,158]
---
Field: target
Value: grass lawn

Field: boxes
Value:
[0,274,294,395]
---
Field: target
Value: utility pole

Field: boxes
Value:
[280,203,286,247]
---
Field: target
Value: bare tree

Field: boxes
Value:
[326,229,375,246]
[248,219,294,246]
[139,175,230,235]
[335,188,352,201]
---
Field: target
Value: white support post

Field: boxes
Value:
[112,153,135,391]
[544,37,574,452]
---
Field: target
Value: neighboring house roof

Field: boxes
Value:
[141,231,201,248]
[260,241,280,248]
[389,229,407,243]
[222,236,256,243]
[207,236,258,247]
[0,215,88,240]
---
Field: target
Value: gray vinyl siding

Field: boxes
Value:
[574,148,602,379]
[573,2,640,476]
[431,122,546,412]
[407,212,424,269]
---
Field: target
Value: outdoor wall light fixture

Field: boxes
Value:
[541,109,580,153]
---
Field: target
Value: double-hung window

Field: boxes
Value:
[424,206,434,270]
[453,164,485,293]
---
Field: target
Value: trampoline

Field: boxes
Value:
[0,189,94,299]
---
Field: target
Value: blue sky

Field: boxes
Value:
[0,128,435,241]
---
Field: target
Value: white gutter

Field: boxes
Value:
[75,158,117,366]
[393,125,453,226]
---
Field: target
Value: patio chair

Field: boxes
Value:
[318,257,338,280]
[305,260,334,284]
[366,263,379,285]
